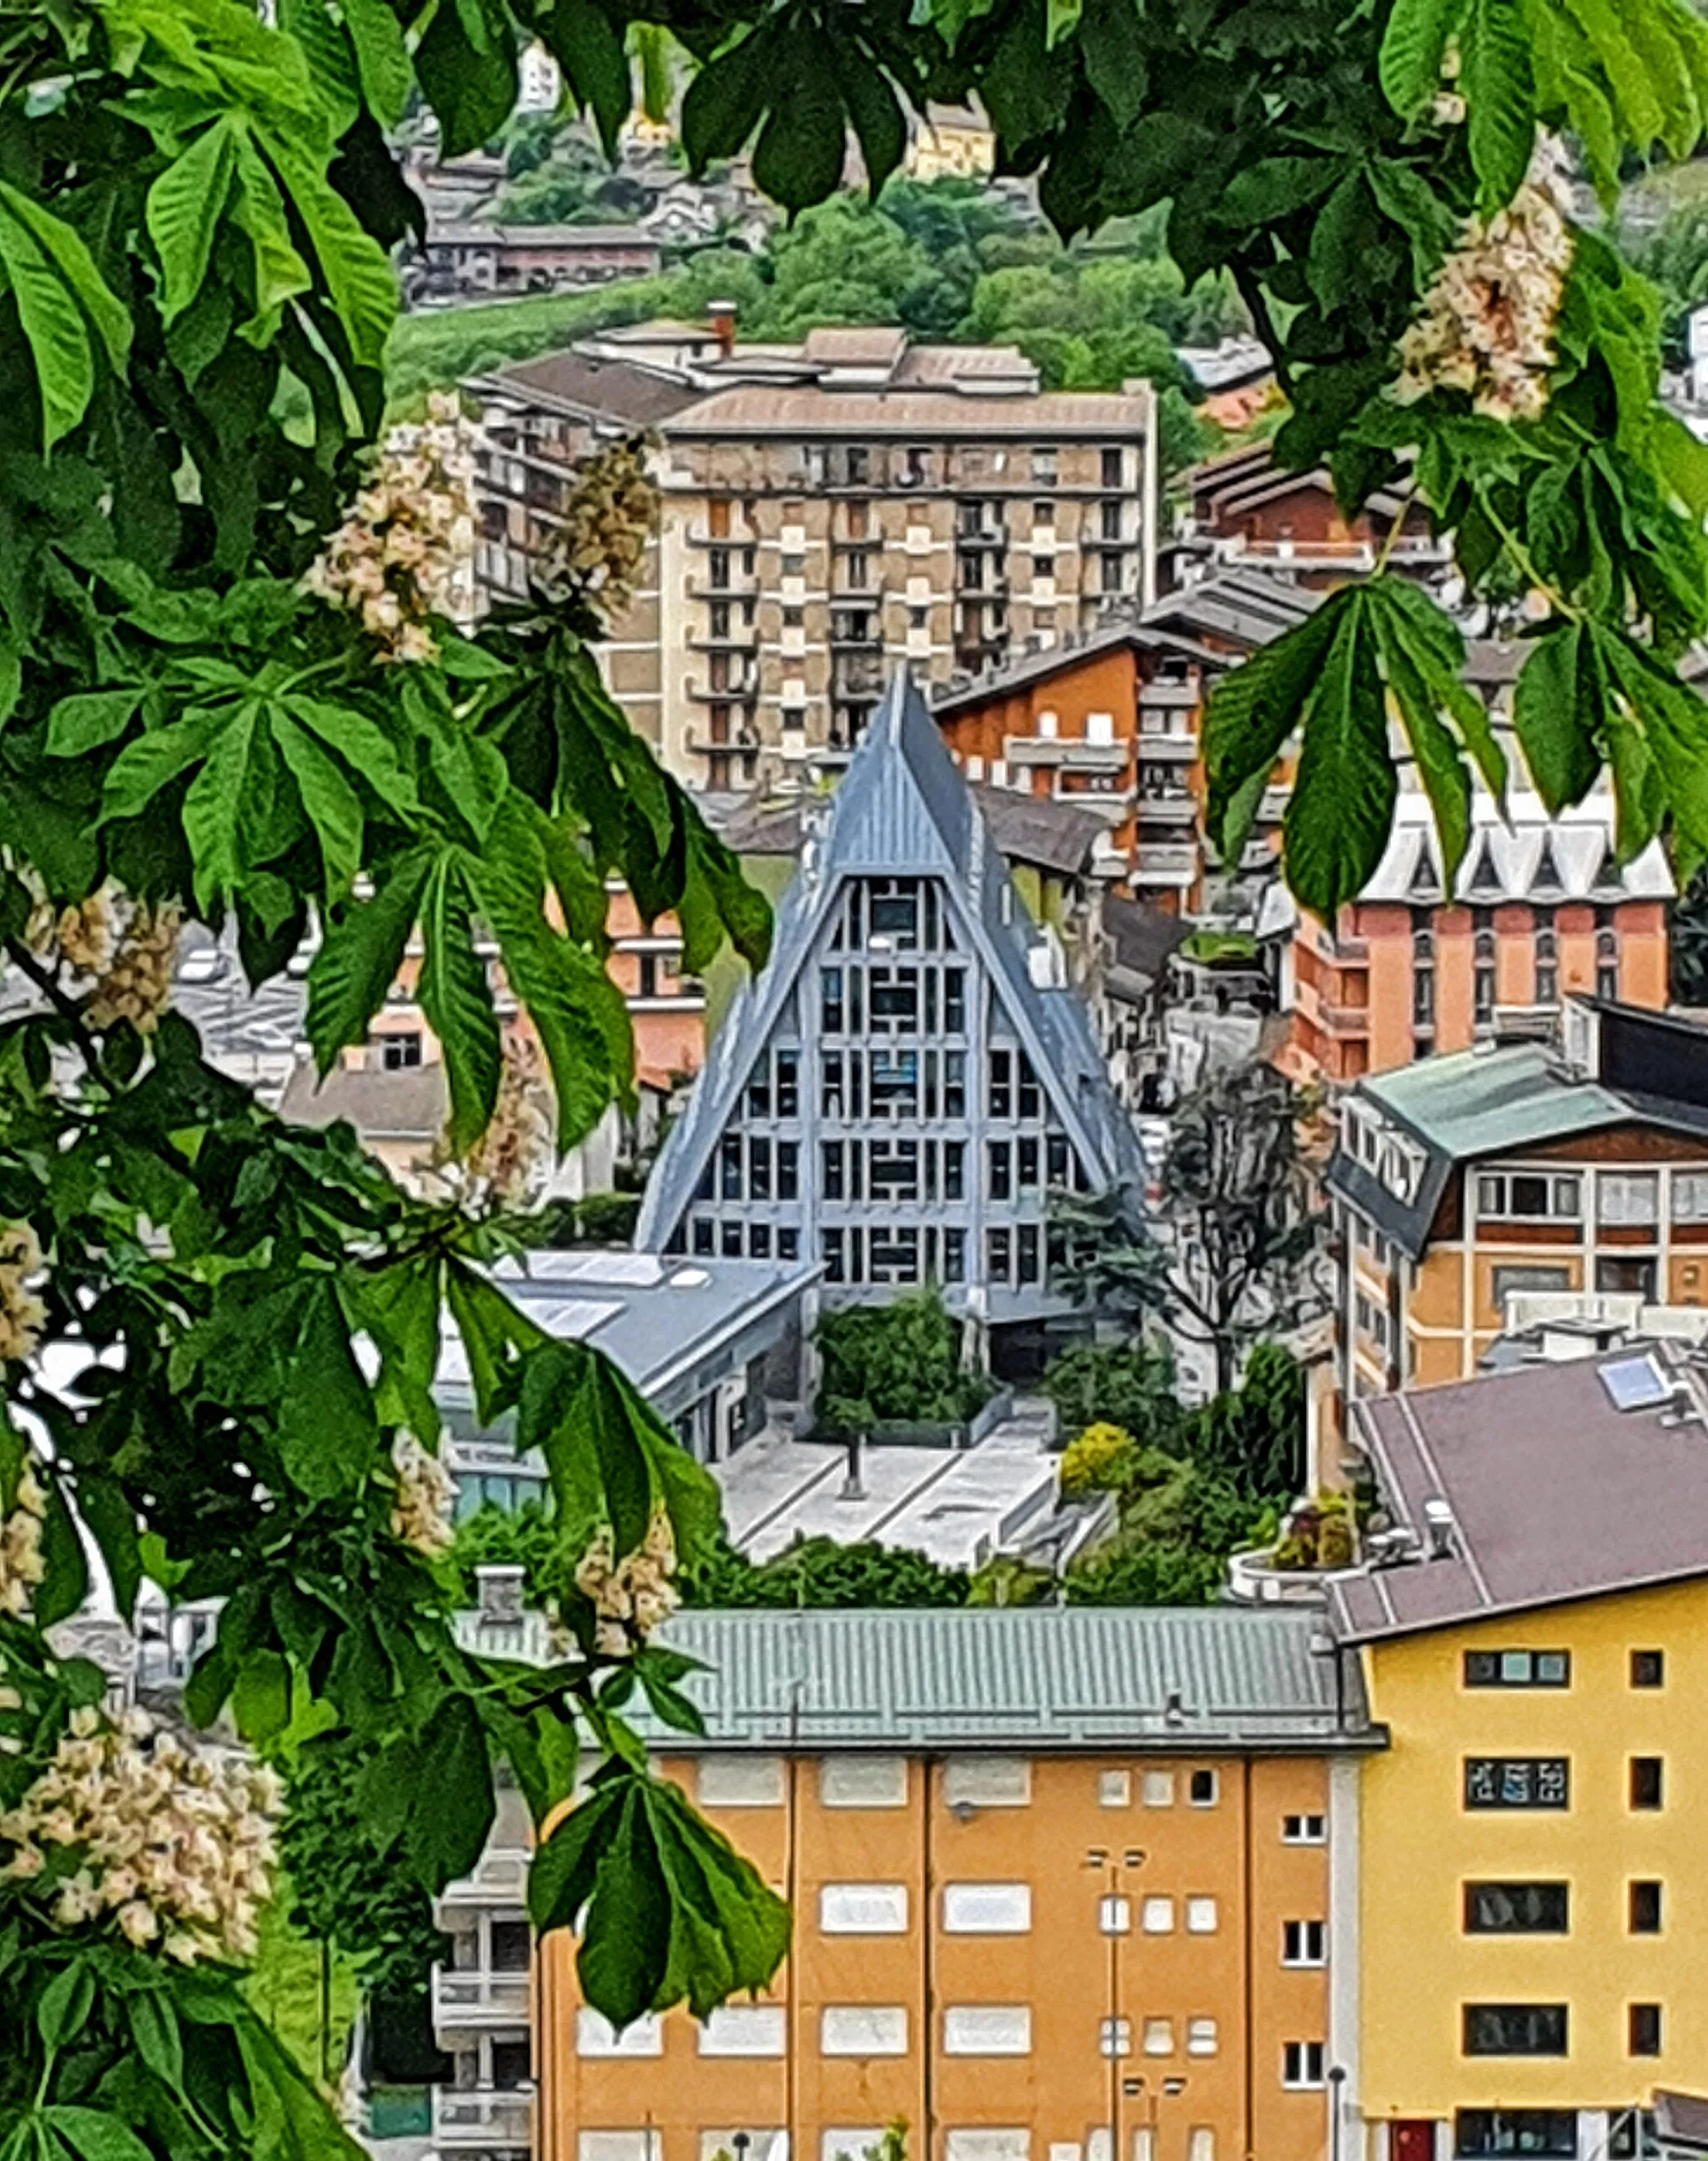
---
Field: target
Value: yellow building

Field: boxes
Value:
[1329,1341,1708,2161]
[533,1609,1379,2161]
[1319,1002,1708,1475]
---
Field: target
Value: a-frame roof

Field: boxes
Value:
[635,674,1146,1249]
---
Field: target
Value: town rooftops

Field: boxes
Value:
[279,1057,447,1143]
[1332,1345,1708,1643]
[642,1606,1377,1751]
[479,349,704,428]
[1326,1003,1708,1258]
[427,222,658,249]
[436,1248,819,1421]
[664,382,1148,436]
[1358,793,1672,905]
[929,611,1223,716]
[710,781,1113,882]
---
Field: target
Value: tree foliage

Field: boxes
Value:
[814,1288,991,1435]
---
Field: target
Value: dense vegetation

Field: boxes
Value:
[814,1287,993,1436]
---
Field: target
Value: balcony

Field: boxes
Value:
[432,1966,530,2027]
[685,672,759,702]
[686,731,761,758]
[432,2088,533,2149]
[1134,787,1197,823]
[1139,679,1201,710]
[1225,1547,1332,1606]
[1258,783,1292,822]
[1134,729,1198,761]
[1320,1003,1372,1040]
[1004,736,1128,774]
[1132,843,1198,886]
[685,576,758,601]
[955,525,1009,549]
[688,631,758,655]
[682,521,759,548]
[435,1847,530,1915]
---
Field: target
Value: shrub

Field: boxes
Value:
[815,1289,991,1431]
[685,1531,969,1608]
[1043,1341,1183,1450]
[1058,1421,1138,1500]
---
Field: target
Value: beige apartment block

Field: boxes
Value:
[470,320,1157,792]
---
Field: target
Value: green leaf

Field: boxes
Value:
[271,711,364,897]
[1215,156,1343,229]
[1204,601,1346,861]
[292,696,421,817]
[277,1280,378,1499]
[0,183,130,376]
[838,46,907,196]
[1305,170,1370,312]
[414,0,519,156]
[127,1992,184,2093]
[1282,593,1400,916]
[1381,0,1469,111]
[1463,0,1535,208]
[232,1648,293,1745]
[750,37,846,214]
[1078,0,1149,124]
[42,2112,153,2161]
[35,1475,88,1630]
[546,0,632,158]
[1368,584,1473,890]
[306,847,433,1073]
[145,117,238,324]
[182,703,258,910]
[1513,622,1599,809]
[76,1470,143,1621]
[415,853,501,1152]
[681,30,775,168]
[266,140,398,370]
[1555,0,1666,148]
[37,1963,97,2051]
[47,687,143,756]
[229,130,313,344]
[0,202,93,450]
[341,0,412,126]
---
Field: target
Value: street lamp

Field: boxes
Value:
[1329,2065,1348,2161]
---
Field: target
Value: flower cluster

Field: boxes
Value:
[0,1454,47,1618]
[574,1508,679,1656]
[26,884,180,1034]
[460,1033,554,1208]
[0,1223,45,1367]
[390,1432,456,1558]
[0,1704,280,1963]
[304,390,481,661]
[1393,136,1576,425]
[542,433,658,619]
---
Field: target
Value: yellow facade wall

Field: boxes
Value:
[1358,1581,1708,2126]
[541,1751,1344,2161]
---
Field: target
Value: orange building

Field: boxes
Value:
[535,1609,1379,2161]
[1173,447,1446,589]
[1319,1002,1708,1461]
[1284,799,1673,1083]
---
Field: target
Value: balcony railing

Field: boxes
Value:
[1138,680,1200,709]
[1134,788,1197,824]
[432,1967,530,2025]
[1135,729,1198,760]
[432,2088,533,2148]
[1132,843,1198,883]
[685,673,760,702]
[1004,736,1128,774]
[435,1847,530,1912]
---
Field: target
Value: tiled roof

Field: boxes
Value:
[278,1058,446,1141]
[665,384,1150,436]
[646,1607,1377,1751]
[1332,1347,1708,1643]
[484,350,702,427]
[1359,797,1673,904]
[930,615,1223,714]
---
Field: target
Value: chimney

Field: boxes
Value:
[707,299,736,360]
[1422,1497,1455,1560]
[475,1564,525,1621]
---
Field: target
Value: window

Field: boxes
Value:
[1102,446,1124,487]
[1282,1920,1326,1965]
[1099,1896,1131,1935]
[869,1050,919,1118]
[989,1048,1012,1118]
[826,2135,885,2161]
[1186,2018,1219,2058]
[777,1141,799,1199]
[1463,2005,1568,2057]
[1492,1264,1572,1307]
[1283,1813,1326,1844]
[869,967,918,1028]
[869,1142,920,1202]
[1189,1769,1218,1807]
[1099,1770,1132,1808]
[1600,1171,1660,1226]
[1464,1884,1569,1934]
[1630,1880,1663,1933]
[1032,448,1058,484]
[821,1053,844,1117]
[582,2138,661,2161]
[692,1218,714,1255]
[1282,2042,1325,2088]
[821,2007,907,2057]
[943,2137,1027,2161]
[1464,1758,1570,1809]
[822,1228,846,1284]
[1629,2003,1662,2057]
[1673,1173,1708,1224]
[943,969,966,1031]
[1454,2113,1578,2158]
[988,1142,1012,1202]
[822,1142,846,1201]
[1141,1896,1174,1934]
[1142,1771,1175,1808]
[943,1049,966,1117]
[779,1228,799,1260]
[721,1222,742,1258]
[945,1758,1030,1808]
[698,2006,786,2056]
[751,1224,771,1258]
[943,1228,965,1283]
[578,2010,663,2057]
[1186,1897,1218,1934]
[821,1883,908,1933]
[1475,1172,1582,1220]
[380,1032,422,1070]
[1100,2018,1133,2059]
[1631,1650,1665,1687]
[943,1882,1031,1933]
[821,967,845,1032]
[986,1226,1011,1284]
[1630,1756,1664,1809]
[776,1050,799,1118]
[1143,2018,1174,2057]
[1464,1650,1570,1687]
[697,1755,784,1807]
[944,2006,1032,2056]
[749,1137,771,1201]
[703,2135,786,2161]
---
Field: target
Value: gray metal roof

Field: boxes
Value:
[646,1607,1377,1751]
[1332,1347,1708,1644]
[635,672,1147,1249]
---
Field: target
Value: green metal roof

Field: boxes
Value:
[646,1608,1375,1753]
[1359,1043,1630,1158]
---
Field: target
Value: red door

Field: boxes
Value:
[1393,2123,1437,2161]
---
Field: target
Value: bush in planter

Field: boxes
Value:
[1270,1491,1355,1570]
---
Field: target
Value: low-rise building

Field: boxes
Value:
[1321,1000,1708,1452]
[411,220,664,303]
[1329,1344,1708,2161]
[528,1606,1377,2161]
[635,674,1148,1367]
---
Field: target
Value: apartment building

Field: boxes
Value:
[1285,796,1673,1083]
[634,675,1146,1362]
[1168,445,1449,589]
[469,320,1157,788]
[1329,1345,1708,2161]
[535,1606,1378,2161]
[1321,1000,1708,1444]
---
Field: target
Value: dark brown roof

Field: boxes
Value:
[970,786,1108,877]
[1654,2093,1708,2151]
[489,350,702,428]
[1332,1348,1708,1643]
[279,1058,447,1141]
[1104,894,1191,986]
[931,616,1223,715]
